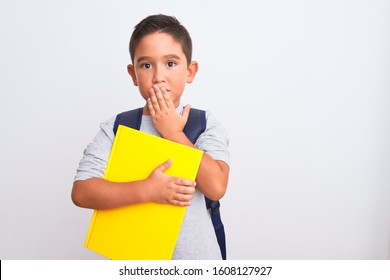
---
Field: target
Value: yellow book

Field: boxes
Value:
[84,125,203,260]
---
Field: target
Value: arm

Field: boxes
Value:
[159,133,229,201]
[147,85,229,201]
[72,160,196,210]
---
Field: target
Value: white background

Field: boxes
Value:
[0,0,389,260]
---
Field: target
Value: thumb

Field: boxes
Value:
[155,159,172,173]
[182,104,191,120]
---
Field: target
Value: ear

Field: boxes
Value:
[127,64,138,86]
[186,61,199,83]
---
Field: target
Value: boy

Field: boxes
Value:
[72,14,230,260]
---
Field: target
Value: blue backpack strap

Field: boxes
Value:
[113,107,143,133]
[183,108,206,143]
[113,107,227,260]
[206,200,226,260]
[184,109,227,259]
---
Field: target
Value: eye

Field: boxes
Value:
[141,63,152,69]
[166,61,177,68]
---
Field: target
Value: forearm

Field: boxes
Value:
[165,132,229,201]
[71,178,149,210]
[196,155,229,201]
[72,160,197,209]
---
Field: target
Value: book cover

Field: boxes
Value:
[84,125,203,260]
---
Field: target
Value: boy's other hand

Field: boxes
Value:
[145,160,196,206]
[147,84,190,139]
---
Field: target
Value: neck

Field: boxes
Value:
[142,105,150,116]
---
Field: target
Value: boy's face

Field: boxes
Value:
[128,32,198,109]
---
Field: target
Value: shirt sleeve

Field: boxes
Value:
[73,117,116,182]
[195,110,230,166]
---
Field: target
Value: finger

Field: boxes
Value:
[154,85,168,110]
[161,87,173,108]
[171,200,191,207]
[174,187,195,200]
[182,104,191,120]
[149,88,160,111]
[177,185,196,195]
[154,159,172,173]
[170,192,194,205]
[174,193,194,203]
[171,184,196,196]
[175,177,196,187]
[147,98,155,116]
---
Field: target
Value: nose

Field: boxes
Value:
[152,65,165,84]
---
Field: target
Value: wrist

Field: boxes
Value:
[141,178,154,203]
[163,131,190,144]
[127,179,152,203]
[161,130,183,140]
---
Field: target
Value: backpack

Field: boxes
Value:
[113,107,227,260]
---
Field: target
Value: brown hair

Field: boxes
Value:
[129,14,193,65]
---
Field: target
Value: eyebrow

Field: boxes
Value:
[136,54,182,63]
